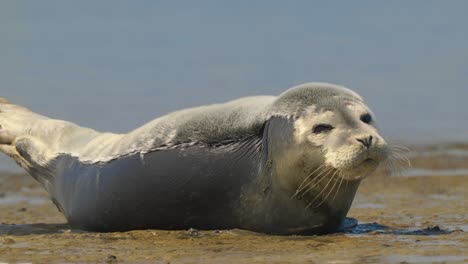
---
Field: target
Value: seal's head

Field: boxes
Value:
[270,83,389,198]
[276,83,389,180]
[293,84,388,180]
[246,83,391,234]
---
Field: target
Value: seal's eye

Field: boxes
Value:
[360,113,372,124]
[312,124,334,134]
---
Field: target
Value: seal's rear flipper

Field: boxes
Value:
[0,98,56,170]
[14,137,56,192]
[0,144,30,168]
[15,137,54,168]
[0,134,56,192]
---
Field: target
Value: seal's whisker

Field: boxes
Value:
[388,144,411,152]
[300,166,331,189]
[299,167,334,198]
[330,171,344,203]
[388,152,412,167]
[297,167,333,199]
[382,158,396,170]
[313,170,340,209]
[344,171,349,194]
[305,170,336,209]
[293,164,326,197]
[381,160,395,175]
[291,166,324,199]
[386,147,411,165]
[294,166,332,197]
[295,171,330,199]
[387,144,412,167]
[389,152,409,161]
[382,158,405,176]
[314,173,338,208]
[305,169,337,209]
[389,150,409,160]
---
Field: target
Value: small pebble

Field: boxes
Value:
[106,254,117,263]
[2,237,16,245]
[426,225,441,231]
[186,228,200,237]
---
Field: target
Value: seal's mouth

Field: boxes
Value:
[357,157,379,170]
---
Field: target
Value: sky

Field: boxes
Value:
[1,1,467,171]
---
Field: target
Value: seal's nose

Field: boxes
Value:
[356,135,373,149]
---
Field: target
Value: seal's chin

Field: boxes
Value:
[337,158,380,180]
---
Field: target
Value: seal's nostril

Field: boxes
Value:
[357,136,372,149]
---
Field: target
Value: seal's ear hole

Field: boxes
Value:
[312,124,334,134]
[360,113,372,124]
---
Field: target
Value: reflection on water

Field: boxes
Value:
[386,255,468,263]
[0,193,49,205]
[407,148,468,158]
[398,168,468,177]
[351,202,385,209]
[343,222,452,236]
[0,223,70,236]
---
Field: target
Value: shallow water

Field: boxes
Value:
[0,147,467,263]
[0,193,49,205]
[386,255,468,264]
[399,168,468,177]
[407,148,468,158]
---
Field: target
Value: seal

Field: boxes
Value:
[0,83,392,234]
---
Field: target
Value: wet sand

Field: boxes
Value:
[0,144,467,263]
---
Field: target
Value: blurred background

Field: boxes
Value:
[1,3,467,262]
[1,1,467,171]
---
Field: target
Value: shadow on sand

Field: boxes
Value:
[0,223,71,236]
[0,218,453,237]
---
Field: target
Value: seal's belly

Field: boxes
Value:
[51,145,256,231]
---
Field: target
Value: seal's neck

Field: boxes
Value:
[238,162,362,235]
